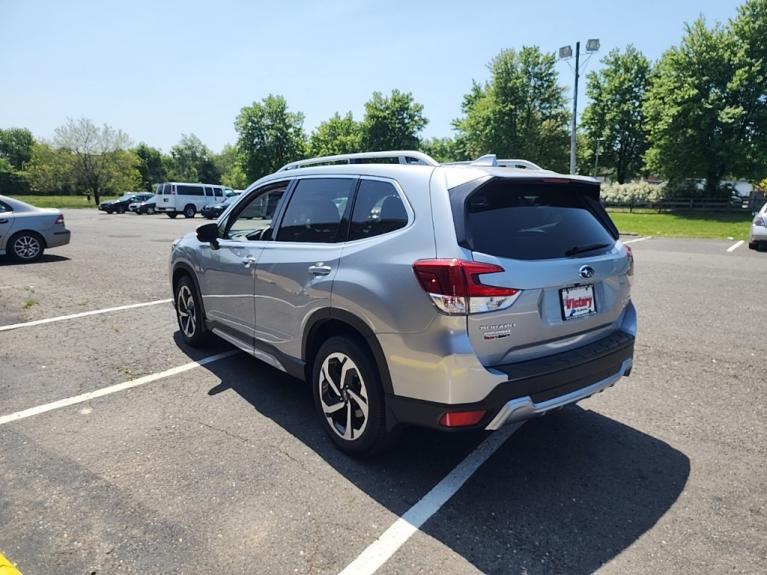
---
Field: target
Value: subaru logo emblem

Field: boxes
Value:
[579,265,595,279]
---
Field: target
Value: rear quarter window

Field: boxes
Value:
[455,178,618,260]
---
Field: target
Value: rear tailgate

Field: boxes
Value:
[450,176,632,367]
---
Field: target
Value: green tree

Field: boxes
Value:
[730,0,767,178]
[53,118,138,203]
[454,47,570,171]
[26,142,76,195]
[309,112,362,156]
[0,128,35,171]
[215,144,249,189]
[360,90,428,151]
[644,13,766,193]
[134,143,167,192]
[581,46,651,183]
[235,94,306,181]
[168,134,220,184]
[420,137,463,163]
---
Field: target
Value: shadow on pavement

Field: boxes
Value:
[191,344,690,574]
[0,254,70,266]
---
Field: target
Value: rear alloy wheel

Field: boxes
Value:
[116,205,125,214]
[183,205,196,218]
[147,206,155,215]
[8,232,44,263]
[174,275,209,346]
[312,337,389,455]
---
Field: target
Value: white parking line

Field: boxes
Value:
[0,350,239,426]
[338,422,522,575]
[622,236,652,244]
[0,299,172,333]
[726,240,744,253]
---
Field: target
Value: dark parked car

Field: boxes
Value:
[201,195,236,219]
[99,193,153,214]
[129,195,157,214]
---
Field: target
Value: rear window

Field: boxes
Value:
[457,179,617,260]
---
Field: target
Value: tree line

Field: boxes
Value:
[1,0,764,203]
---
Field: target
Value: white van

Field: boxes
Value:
[155,182,234,218]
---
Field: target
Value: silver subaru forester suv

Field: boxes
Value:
[170,151,636,455]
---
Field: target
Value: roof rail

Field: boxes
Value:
[444,154,544,171]
[277,150,439,172]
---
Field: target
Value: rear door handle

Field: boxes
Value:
[309,264,332,276]
[0,219,8,224]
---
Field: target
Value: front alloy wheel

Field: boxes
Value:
[174,276,209,346]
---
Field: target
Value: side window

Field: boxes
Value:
[178,185,204,196]
[224,184,289,241]
[276,178,356,243]
[214,188,223,198]
[349,179,408,240]
[0,201,11,213]
[204,186,213,197]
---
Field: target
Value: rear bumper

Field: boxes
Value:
[750,225,767,242]
[45,229,71,248]
[386,330,634,431]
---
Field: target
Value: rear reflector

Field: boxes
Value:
[439,410,487,427]
[413,259,521,315]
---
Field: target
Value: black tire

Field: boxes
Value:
[174,275,210,347]
[312,336,390,456]
[8,231,45,263]
[749,241,758,250]
[183,204,196,218]
[167,212,178,219]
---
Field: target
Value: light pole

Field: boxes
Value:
[559,39,600,175]
[594,137,604,177]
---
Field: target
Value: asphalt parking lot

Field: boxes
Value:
[1,210,765,574]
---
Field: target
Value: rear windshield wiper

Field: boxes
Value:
[565,243,610,257]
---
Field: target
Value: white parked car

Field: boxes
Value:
[0,195,71,262]
[749,202,767,251]
[155,182,233,219]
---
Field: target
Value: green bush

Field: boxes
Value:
[0,170,31,195]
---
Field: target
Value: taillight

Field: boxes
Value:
[625,245,634,276]
[54,213,64,225]
[412,259,521,315]
[755,216,766,227]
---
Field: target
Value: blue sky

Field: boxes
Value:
[0,0,745,153]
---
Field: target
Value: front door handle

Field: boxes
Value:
[308,264,332,276]
[242,255,258,268]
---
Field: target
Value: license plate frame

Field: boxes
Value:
[560,284,597,320]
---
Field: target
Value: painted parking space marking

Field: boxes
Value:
[0,552,23,575]
[0,299,172,333]
[726,240,744,253]
[0,350,239,426]
[622,236,652,244]
[338,422,522,575]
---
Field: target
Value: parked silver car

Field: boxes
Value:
[169,151,636,454]
[749,202,767,250]
[0,195,71,262]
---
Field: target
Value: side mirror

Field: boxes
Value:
[196,222,220,249]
